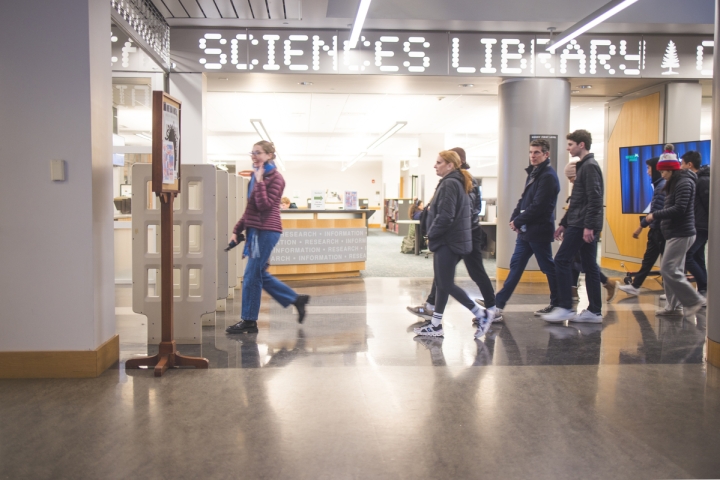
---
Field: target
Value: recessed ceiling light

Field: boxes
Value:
[298,81,313,86]
[459,84,474,87]
[579,85,592,89]
[571,90,580,94]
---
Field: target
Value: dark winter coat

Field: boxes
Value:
[694,166,710,231]
[560,153,604,232]
[469,177,482,230]
[233,169,285,235]
[652,169,697,239]
[640,177,666,230]
[424,170,472,255]
[510,159,560,243]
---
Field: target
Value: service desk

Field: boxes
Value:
[267,210,375,280]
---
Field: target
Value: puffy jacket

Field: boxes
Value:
[694,166,710,231]
[653,169,696,239]
[640,177,666,230]
[560,153,604,231]
[425,170,472,255]
[510,159,560,243]
[233,169,285,235]
[469,177,482,230]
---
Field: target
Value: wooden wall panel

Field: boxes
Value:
[606,93,661,260]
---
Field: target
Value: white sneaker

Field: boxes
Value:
[541,307,576,323]
[489,306,503,322]
[414,323,444,336]
[407,305,433,321]
[474,314,492,339]
[659,294,667,300]
[571,309,603,323]
[619,284,640,296]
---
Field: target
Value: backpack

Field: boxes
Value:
[401,224,416,254]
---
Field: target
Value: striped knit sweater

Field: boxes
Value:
[233,169,285,235]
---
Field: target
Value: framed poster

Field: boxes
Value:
[344,191,358,210]
[152,91,181,193]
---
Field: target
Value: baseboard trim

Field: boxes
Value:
[0,334,119,379]
[496,267,548,283]
[600,257,642,273]
[708,338,720,369]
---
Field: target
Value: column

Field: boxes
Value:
[0,0,116,375]
[706,0,720,368]
[496,78,570,280]
[169,73,207,164]
[665,82,702,143]
[415,134,445,202]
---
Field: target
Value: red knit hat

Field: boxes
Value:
[656,145,680,171]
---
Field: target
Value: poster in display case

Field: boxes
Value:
[152,91,181,194]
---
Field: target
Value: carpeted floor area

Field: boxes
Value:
[362,229,493,278]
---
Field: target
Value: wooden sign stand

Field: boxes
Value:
[125,91,209,377]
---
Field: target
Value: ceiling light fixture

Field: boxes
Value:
[546,0,639,53]
[135,132,152,141]
[342,121,407,171]
[348,0,373,49]
[250,119,285,171]
[459,84,474,88]
[298,81,313,85]
[579,85,592,89]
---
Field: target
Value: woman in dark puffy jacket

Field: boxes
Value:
[226,141,310,334]
[414,150,492,339]
[644,147,704,317]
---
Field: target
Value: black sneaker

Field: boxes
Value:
[534,305,554,316]
[226,320,258,334]
[294,294,310,323]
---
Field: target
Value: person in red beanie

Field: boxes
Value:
[644,145,705,317]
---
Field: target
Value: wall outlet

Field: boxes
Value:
[51,159,65,181]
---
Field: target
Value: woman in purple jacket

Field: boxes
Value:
[226,141,310,334]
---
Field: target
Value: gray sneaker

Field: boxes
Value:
[534,305,554,316]
[407,305,433,321]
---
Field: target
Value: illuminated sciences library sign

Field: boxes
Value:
[170,29,714,79]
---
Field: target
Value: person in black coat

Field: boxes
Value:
[414,150,493,339]
[619,156,667,295]
[407,148,497,323]
[645,148,705,316]
[681,151,709,296]
[494,139,560,316]
[543,130,605,324]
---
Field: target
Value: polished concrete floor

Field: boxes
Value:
[3,278,720,479]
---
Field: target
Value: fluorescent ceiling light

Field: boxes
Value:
[135,132,152,141]
[249,119,285,171]
[341,152,367,172]
[348,0,372,49]
[366,122,407,152]
[341,121,407,172]
[546,0,639,53]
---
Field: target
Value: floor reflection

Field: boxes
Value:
[117,278,708,369]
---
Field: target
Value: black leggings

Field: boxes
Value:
[432,244,477,315]
[427,231,496,308]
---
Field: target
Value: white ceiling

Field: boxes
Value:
[156,0,714,35]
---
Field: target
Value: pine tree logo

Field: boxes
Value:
[661,40,680,75]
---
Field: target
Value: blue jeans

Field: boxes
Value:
[555,226,601,314]
[685,230,707,292]
[241,229,298,321]
[495,237,558,309]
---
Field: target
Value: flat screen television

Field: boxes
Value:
[620,140,711,214]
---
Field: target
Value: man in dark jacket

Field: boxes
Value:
[494,139,560,316]
[543,130,604,323]
[681,151,709,296]
[619,157,666,295]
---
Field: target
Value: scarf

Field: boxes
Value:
[244,162,276,258]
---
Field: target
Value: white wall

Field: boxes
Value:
[0,0,115,351]
[282,161,383,208]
